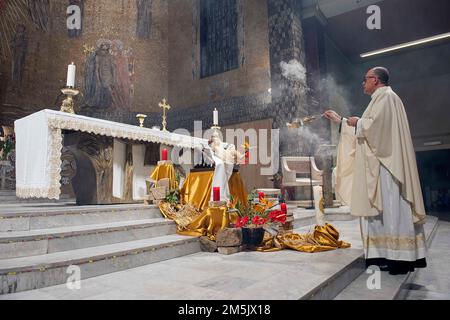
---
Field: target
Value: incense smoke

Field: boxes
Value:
[280,59,308,86]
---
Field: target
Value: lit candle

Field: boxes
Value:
[213,187,220,201]
[161,149,168,161]
[280,203,287,214]
[258,192,265,202]
[66,62,76,88]
[213,108,219,126]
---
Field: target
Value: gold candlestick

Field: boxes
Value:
[60,88,79,114]
[136,114,147,127]
[158,98,171,132]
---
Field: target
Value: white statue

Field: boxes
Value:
[205,131,240,202]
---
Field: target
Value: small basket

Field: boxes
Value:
[148,186,168,200]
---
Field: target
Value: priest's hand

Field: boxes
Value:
[347,117,360,127]
[323,110,342,123]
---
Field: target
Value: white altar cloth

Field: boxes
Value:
[15,109,212,200]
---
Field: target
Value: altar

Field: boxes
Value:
[14,109,213,205]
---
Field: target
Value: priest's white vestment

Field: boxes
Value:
[335,86,427,265]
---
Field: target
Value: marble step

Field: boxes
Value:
[0,192,75,204]
[292,210,316,229]
[1,218,374,300]
[0,209,316,259]
[288,222,366,300]
[0,218,177,259]
[0,234,201,295]
[0,205,348,297]
[334,216,439,300]
[0,204,162,232]
[0,219,365,300]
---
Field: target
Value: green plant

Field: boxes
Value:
[0,135,15,161]
[165,189,180,206]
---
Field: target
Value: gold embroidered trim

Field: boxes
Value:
[363,233,426,250]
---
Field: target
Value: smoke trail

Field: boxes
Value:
[280,59,308,86]
[319,75,354,118]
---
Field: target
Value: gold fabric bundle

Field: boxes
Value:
[159,169,350,252]
[257,224,351,253]
[159,202,238,241]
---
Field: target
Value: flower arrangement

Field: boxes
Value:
[0,134,15,161]
[231,191,287,229]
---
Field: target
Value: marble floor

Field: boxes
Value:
[403,221,450,300]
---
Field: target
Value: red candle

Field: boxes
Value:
[213,187,220,201]
[280,203,287,214]
[244,151,249,165]
[161,149,168,161]
[258,192,265,202]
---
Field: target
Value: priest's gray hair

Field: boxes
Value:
[372,67,390,85]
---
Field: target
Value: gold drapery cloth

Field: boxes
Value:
[256,224,351,253]
[160,170,350,253]
[150,164,178,190]
[228,171,248,207]
[180,171,214,212]
[180,171,247,212]
[159,201,238,241]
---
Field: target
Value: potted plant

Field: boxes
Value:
[232,191,287,249]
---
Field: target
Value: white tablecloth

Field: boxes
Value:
[15,109,211,199]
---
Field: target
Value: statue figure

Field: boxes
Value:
[204,131,241,202]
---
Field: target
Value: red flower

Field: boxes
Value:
[252,216,268,226]
[236,216,249,228]
[269,210,287,224]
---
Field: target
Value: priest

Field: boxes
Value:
[324,67,427,275]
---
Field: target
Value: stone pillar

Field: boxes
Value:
[303,17,334,207]
[267,0,308,157]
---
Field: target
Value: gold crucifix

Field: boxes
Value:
[159,98,171,132]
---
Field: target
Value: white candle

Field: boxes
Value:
[213,108,219,126]
[66,62,76,88]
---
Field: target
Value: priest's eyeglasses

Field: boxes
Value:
[363,76,377,83]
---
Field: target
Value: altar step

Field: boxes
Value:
[0,204,162,232]
[0,214,439,300]
[0,219,366,300]
[0,234,200,295]
[0,205,322,295]
[0,209,319,260]
[334,216,439,300]
[0,190,75,205]
[0,218,177,259]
